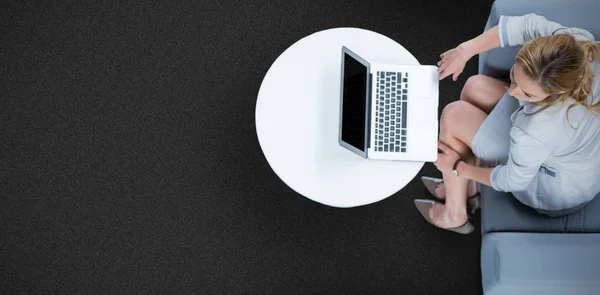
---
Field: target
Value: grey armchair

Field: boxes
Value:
[478,1,600,294]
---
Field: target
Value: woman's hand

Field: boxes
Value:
[434,141,462,174]
[437,44,472,81]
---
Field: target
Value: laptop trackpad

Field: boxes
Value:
[409,66,439,99]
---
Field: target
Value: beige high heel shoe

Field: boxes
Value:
[413,199,475,235]
[421,176,480,214]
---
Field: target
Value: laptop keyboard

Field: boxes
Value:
[374,71,408,153]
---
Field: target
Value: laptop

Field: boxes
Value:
[338,46,439,162]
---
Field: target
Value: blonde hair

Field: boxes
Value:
[515,34,600,121]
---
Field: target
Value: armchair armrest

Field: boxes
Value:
[482,233,600,295]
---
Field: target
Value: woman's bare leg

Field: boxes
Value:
[430,101,487,228]
[460,75,510,114]
[434,75,509,199]
[430,75,509,228]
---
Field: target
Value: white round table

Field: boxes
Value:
[255,28,425,208]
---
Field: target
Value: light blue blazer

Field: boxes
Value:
[490,14,600,211]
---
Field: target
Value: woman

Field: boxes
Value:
[414,14,600,234]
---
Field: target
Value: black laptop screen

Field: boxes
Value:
[341,53,368,151]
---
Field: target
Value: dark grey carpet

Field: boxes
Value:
[1,0,494,294]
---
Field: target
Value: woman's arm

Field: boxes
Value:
[439,14,595,81]
[459,25,501,60]
[436,126,551,192]
[499,14,595,47]
[435,142,494,187]
[456,161,493,187]
[438,26,500,80]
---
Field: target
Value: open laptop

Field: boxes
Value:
[338,46,439,162]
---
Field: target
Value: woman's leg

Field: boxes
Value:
[434,75,509,198]
[430,101,487,228]
[431,75,509,228]
[460,75,510,114]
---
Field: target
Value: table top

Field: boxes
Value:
[255,27,425,208]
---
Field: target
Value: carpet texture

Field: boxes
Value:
[1,0,494,294]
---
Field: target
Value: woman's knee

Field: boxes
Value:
[460,75,488,102]
[439,101,471,149]
[441,101,466,119]
[440,101,468,128]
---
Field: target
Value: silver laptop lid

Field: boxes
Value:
[339,46,371,158]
